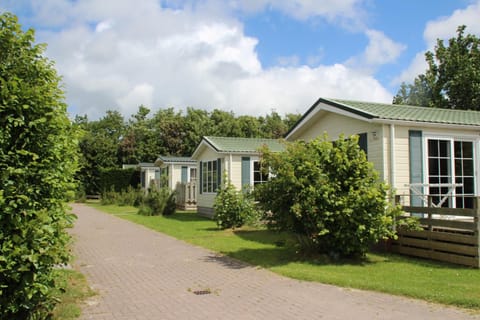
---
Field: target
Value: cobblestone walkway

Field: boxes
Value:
[71,203,479,320]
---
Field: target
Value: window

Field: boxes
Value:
[454,141,474,208]
[253,160,269,186]
[426,138,475,208]
[190,168,197,182]
[201,160,218,193]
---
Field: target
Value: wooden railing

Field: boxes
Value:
[175,182,197,210]
[392,195,480,268]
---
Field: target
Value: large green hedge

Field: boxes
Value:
[98,167,140,193]
[0,13,78,319]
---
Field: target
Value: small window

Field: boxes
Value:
[253,160,269,186]
[201,160,218,193]
[190,168,197,181]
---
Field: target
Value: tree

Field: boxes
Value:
[255,135,396,258]
[0,13,78,318]
[77,110,125,194]
[394,25,480,109]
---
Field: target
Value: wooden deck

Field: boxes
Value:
[392,196,480,268]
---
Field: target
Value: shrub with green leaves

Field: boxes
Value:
[0,13,78,319]
[138,187,176,216]
[255,134,396,258]
[213,180,258,229]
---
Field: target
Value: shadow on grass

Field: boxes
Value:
[200,253,252,269]
[166,211,212,223]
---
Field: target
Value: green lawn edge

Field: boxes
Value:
[86,202,480,311]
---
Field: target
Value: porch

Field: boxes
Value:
[175,181,197,211]
[392,195,480,268]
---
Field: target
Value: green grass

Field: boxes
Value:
[88,202,480,311]
[52,269,96,320]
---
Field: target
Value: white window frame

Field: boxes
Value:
[250,157,270,187]
[201,159,219,194]
[422,133,479,208]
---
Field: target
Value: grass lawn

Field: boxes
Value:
[87,202,480,311]
[52,268,96,320]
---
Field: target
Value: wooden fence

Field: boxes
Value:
[175,181,197,211]
[392,196,480,268]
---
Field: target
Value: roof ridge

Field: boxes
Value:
[330,98,480,114]
[205,135,280,140]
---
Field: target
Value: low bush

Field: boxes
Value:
[213,181,259,229]
[138,187,176,216]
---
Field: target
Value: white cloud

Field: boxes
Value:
[346,29,406,73]
[6,0,392,119]
[424,1,480,47]
[234,0,366,24]
[394,0,480,85]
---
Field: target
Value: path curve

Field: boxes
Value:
[70,203,479,320]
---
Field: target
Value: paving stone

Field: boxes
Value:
[70,204,479,320]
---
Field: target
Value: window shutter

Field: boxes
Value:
[217,158,222,188]
[358,132,368,159]
[409,130,423,207]
[199,161,203,194]
[241,157,251,191]
[181,166,187,183]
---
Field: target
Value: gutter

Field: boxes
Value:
[389,124,396,201]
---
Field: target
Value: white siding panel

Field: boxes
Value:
[289,112,386,181]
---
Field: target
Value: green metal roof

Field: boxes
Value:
[327,98,480,126]
[203,136,285,153]
[156,156,195,163]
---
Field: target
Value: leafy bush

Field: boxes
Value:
[100,186,119,205]
[138,187,176,216]
[100,186,144,207]
[0,13,78,319]
[163,191,177,216]
[213,181,258,229]
[255,134,396,258]
[118,186,144,207]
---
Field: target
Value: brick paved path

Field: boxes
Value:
[71,203,479,320]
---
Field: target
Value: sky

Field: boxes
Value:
[2,0,480,120]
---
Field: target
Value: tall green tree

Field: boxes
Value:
[77,110,125,194]
[0,13,78,318]
[394,25,480,109]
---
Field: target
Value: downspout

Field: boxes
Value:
[229,153,233,183]
[390,124,396,202]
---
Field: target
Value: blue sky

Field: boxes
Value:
[2,0,480,119]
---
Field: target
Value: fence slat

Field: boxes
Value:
[399,229,477,245]
[396,236,477,256]
[392,245,478,267]
[418,218,476,231]
[402,206,477,217]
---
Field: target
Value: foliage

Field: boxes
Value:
[98,167,139,193]
[213,179,259,229]
[100,186,143,207]
[394,25,480,110]
[75,111,125,194]
[138,187,176,216]
[90,203,480,311]
[255,135,396,258]
[0,12,78,319]
[76,105,299,195]
[162,191,177,216]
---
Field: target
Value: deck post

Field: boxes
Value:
[427,196,433,231]
[475,197,480,268]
